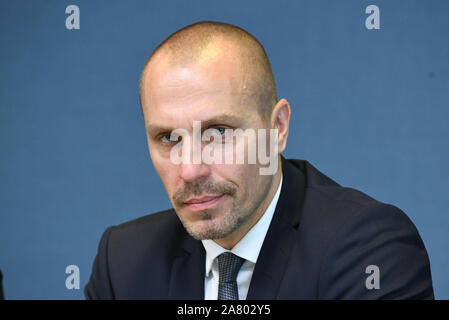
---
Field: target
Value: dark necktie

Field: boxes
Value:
[217,252,245,300]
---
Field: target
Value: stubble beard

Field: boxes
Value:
[178,200,253,240]
[175,178,272,241]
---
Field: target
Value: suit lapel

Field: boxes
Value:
[246,156,306,299]
[167,236,205,299]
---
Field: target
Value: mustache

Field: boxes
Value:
[172,179,237,206]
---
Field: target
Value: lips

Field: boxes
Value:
[184,195,222,204]
[183,194,224,211]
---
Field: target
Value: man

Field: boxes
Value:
[85,21,434,299]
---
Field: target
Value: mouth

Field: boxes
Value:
[183,194,225,211]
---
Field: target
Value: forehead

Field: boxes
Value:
[141,51,259,128]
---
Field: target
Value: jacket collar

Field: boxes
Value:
[246,156,306,299]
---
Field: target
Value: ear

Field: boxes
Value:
[270,98,291,154]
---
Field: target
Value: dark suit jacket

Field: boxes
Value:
[85,157,434,299]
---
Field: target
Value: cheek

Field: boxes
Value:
[212,163,259,193]
[150,151,179,195]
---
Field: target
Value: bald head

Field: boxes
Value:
[139,21,277,120]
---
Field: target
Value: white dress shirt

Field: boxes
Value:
[201,175,283,300]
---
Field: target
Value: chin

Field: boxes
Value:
[182,217,232,240]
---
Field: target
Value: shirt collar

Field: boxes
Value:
[201,175,283,277]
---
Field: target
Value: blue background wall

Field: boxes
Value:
[0,0,447,299]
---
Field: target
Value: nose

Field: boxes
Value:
[179,162,211,182]
[178,135,211,182]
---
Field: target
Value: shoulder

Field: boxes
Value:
[85,209,191,299]
[289,158,391,229]
[286,159,433,298]
[288,158,426,267]
[292,158,422,248]
[105,209,187,254]
[109,209,180,237]
[95,210,187,271]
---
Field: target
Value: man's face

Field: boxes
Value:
[140,45,277,240]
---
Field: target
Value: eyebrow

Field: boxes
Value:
[146,114,246,137]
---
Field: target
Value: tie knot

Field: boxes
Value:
[217,252,245,283]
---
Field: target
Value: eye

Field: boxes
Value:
[160,133,181,144]
[211,127,228,135]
